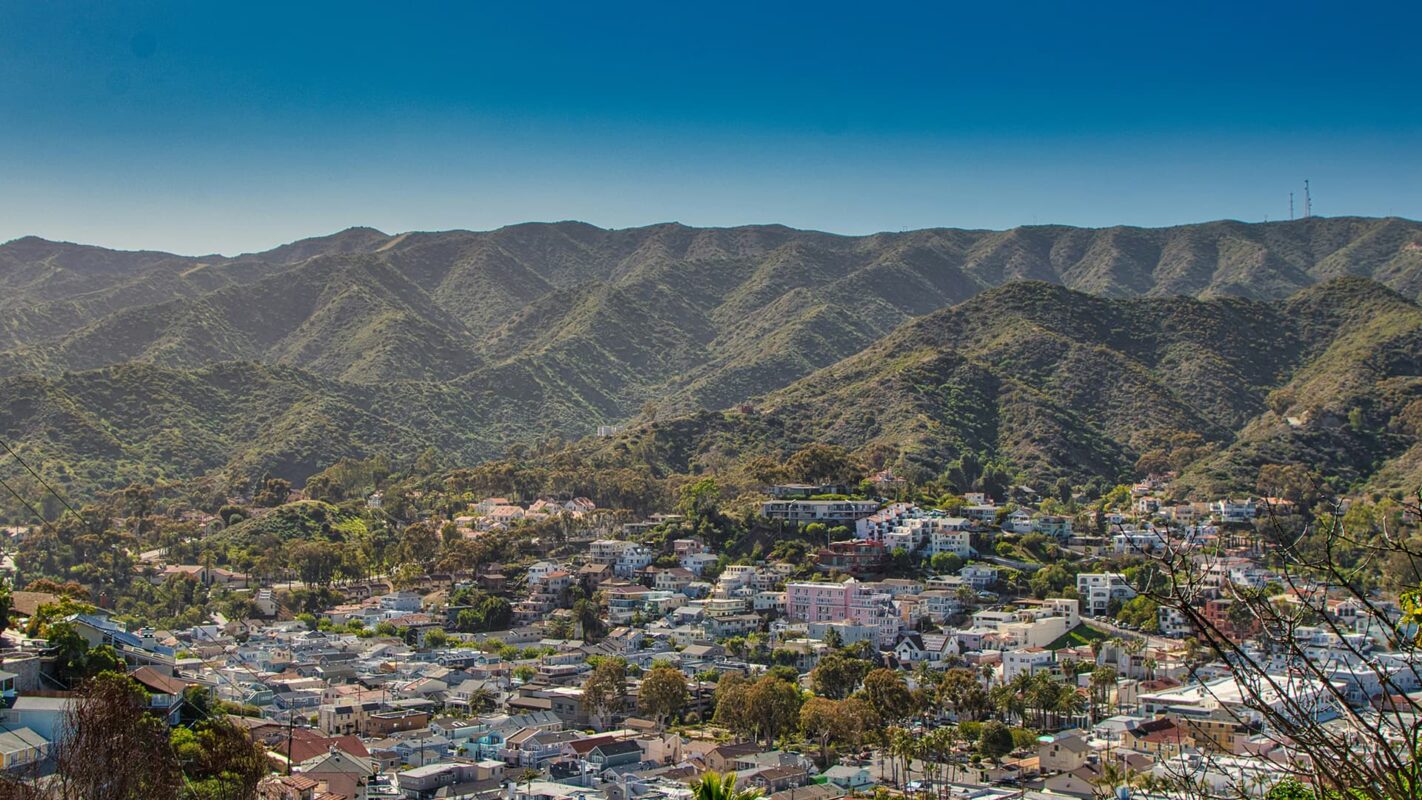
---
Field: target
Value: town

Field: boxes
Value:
[0,462,1412,800]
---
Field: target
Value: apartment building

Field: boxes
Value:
[1076,573,1137,616]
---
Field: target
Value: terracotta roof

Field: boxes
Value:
[568,734,619,755]
[289,734,369,763]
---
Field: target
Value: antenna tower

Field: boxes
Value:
[1289,193,1294,221]
[1304,180,1312,218]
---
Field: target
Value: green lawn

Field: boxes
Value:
[1045,623,1110,650]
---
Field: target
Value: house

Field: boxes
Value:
[268,731,371,768]
[742,765,808,793]
[813,541,888,577]
[960,565,999,590]
[299,746,375,800]
[0,727,49,771]
[588,540,655,578]
[129,665,194,724]
[1002,647,1055,681]
[317,700,381,736]
[870,469,908,494]
[259,773,320,800]
[65,614,175,661]
[397,760,506,798]
[821,765,873,790]
[761,500,878,525]
[652,567,696,593]
[1003,509,1033,534]
[365,709,431,737]
[1212,499,1256,524]
[703,742,765,772]
[893,632,958,664]
[1076,573,1136,616]
[4,697,74,741]
[391,734,452,766]
[1033,515,1073,539]
[587,740,643,770]
[378,591,423,613]
[503,727,581,766]
[1038,730,1090,772]
[1123,717,1195,758]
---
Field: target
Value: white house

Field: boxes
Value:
[1076,573,1136,616]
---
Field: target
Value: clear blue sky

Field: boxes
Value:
[2,1,1419,255]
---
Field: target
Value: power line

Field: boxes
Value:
[0,472,54,533]
[0,437,85,523]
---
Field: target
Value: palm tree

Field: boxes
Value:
[1089,666,1117,722]
[886,726,916,788]
[466,686,497,714]
[1053,687,1087,730]
[519,768,542,800]
[988,685,1021,726]
[690,770,763,800]
[1087,760,1158,800]
[921,725,959,788]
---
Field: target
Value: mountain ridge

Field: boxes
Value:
[3,218,1422,505]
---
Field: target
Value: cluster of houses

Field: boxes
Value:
[452,497,600,534]
[0,487,1414,799]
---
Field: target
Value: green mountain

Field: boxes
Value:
[567,279,1422,494]
[1,218,1421,502]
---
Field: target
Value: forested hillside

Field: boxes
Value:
[2,217,1421,504]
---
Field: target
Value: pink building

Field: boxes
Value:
[785,579,901,647]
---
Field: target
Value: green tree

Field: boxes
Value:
[810,651,870,700]
[786,444,861,485]
[803,522,828,545]
[678,478,722,519]
[1116,595,1160,632]
[572,598,604,642]
[799,696,868,766]
[977,719,1014,762]
[930,552,963,575]
[746,675,803,746]
[639,665,690,728]
[691,771,763,800]
[859,668,915,725]
[253,476,291,507]
[169,716,269,800]
[0,584,11,637]
[581,658,627,727]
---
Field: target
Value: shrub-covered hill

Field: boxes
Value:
[567,279,1422,494]
[1,216,1421,503]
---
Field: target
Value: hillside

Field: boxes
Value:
[5,218,1422,403]
[566,279,1422,494]
[2,218,1422,503]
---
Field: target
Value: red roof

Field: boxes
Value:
[274,732,370,764]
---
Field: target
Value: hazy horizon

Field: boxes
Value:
[9,213,1422,261]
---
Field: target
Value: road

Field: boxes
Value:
[1084,615,1181,650]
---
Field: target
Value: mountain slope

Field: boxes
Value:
[3,218,1422,503]
[568,279,1422,493]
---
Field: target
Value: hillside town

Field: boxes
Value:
[0,470,1412,800]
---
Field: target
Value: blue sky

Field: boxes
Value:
[2,1,1419,255]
